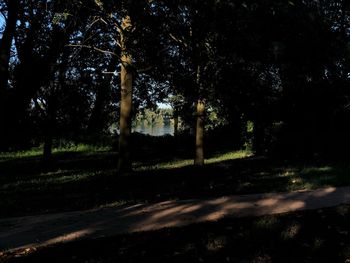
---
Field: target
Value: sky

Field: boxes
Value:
[158,103,171,109]
[0,13,5,38]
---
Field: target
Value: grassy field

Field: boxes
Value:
[2,204,350,262]
[1,144,350,218]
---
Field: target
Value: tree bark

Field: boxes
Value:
[118,15,133,174]
[42,57,66,164]
[194,99,205,166]
[174,112,179,137]
[43,132,53,162]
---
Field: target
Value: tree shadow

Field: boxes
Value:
[1,149,350,218]
[1,186,350,260]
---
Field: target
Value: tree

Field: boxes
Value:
[0,0,19,91]
[117,13,134,173]
[159,0,221,166]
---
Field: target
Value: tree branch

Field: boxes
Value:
[169,33,188,48]
[66,44,119,57]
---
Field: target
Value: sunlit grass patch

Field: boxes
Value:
[0,144,112,161]
[55,144,112,154]
[134,158,193,171]
[301,166,334,176]
[280,168,297,177]
[281,222,301,240]
[283,165,339,191]
[135,150,252,171]
[0,148,43,160]
[206,150,253,165]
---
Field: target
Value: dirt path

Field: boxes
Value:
[1,186,350,252]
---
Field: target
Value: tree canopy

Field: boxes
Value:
[1,0,350,170]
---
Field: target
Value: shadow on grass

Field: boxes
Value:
[1,149,350,218]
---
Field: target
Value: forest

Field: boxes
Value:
[2,0,350,262]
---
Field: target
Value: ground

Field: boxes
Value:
[1,146,350,218]
[1,144,350,262]
[2,204,350,262]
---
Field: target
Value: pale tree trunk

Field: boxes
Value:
[194,99,205,166]
[118,15,133,174]
[194,63,205,166]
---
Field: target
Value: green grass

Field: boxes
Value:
[134,150,252,171]
[0,148,43,160]
[1,146,350,218]
[2,146,350,262]
[0,144,112,161]
[206,150,253,164]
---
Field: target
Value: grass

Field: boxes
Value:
[2,204,350,262]
[2,145,350,262]
[1,145,350,218]
[134,150,252,171]
[0,144,111,162]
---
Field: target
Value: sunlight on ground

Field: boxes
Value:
[274,166,338,192]
[301,166,334,175]
[0,145,111,161]
[134,150,253,171]
[206,151,253,164]
[281,223,301,240]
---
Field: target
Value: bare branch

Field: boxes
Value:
[100,17,108,25]
[86,17,104,30]
[66,44,119,57]
[102,71,117,75]
[114,21,123,34]
[113,37,122,48]
[169,33,188,48]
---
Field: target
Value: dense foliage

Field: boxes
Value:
[1,0,350,167]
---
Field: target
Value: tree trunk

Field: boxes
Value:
[194,99,205,166]
[173,109,179,137]
[118,15,133,174]
[42,89,57,164]
[43,132,53,163]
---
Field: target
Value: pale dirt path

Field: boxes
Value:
[1,186,350,252]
